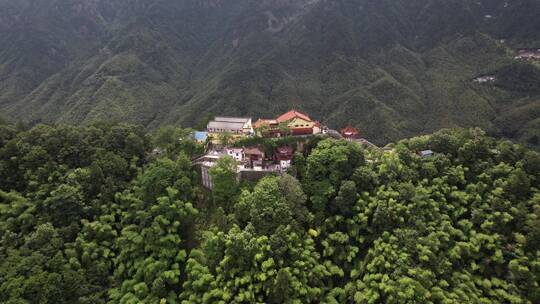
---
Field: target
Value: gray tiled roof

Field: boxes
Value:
[214,117,251,123]
[208,121,246,130]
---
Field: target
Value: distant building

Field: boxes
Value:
[274,146,294,170]
[206,116,254,144]
[473,76,496,83]
[192,150,227,189]
[193,147,283,189]
[514,49,540,60]
[340,126,360,139]
[276,109,321,136]
[253,109,326,137]
[418,150,434,158]
[193,131,208,143]
[226,147,244,162]
[207,117,253,135]
[253,119,281,137]
[276,109,312,123]
[253,119,278,129]
[244,146,265,168]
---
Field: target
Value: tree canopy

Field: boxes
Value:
[0,124,539,303]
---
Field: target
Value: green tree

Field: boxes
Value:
[304,139,364,219]
[209,156,239,207]
[218,131,233,147]
[234,175,311,234]
[181,225,327,303]
[152,126,202,157]
[110,187,198,303]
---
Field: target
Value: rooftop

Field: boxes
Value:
[419,150,434,157]
[276,110,312,123]
[253,118,278,128]
[194,131,208,141]
[244,146,265,155]
[207,121,246,130]
[213,117,251,123]
[192,150,226,165]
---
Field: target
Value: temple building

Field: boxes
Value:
[341,126,359,139]
[191,150,227,189]
[253,118,281,137]
[225,147,244,162]
[207,116,254,144]
[274,146,294,170]
[254,109,322,137]
[277,110,320,136]
[253,118,278,129]
[207,117,253,135]
[244,146,265,168]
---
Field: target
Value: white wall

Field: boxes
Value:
[280,160,291,169]
[226,149,244,162]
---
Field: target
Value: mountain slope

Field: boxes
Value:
[0,0,539,147]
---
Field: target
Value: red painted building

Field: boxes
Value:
[274,146,294,170]
[244,146,265,168]
[274,146,294,161]
[341,126,359,139]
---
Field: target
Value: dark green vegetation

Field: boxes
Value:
[1,0,540,149]
[1,120,539,303]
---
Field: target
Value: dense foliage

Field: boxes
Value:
[1,123,539,303]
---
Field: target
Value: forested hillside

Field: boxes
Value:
[0,0,539,148]
[1,121,539,303]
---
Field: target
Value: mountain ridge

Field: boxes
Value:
[0,0,539,147]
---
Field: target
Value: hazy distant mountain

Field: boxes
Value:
[1,0,539,147]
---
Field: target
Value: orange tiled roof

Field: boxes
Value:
[276,110,312,123]
[244,146,264,155]
[253,119,278,129]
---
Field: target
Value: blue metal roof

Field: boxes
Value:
[194,131,208,142]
